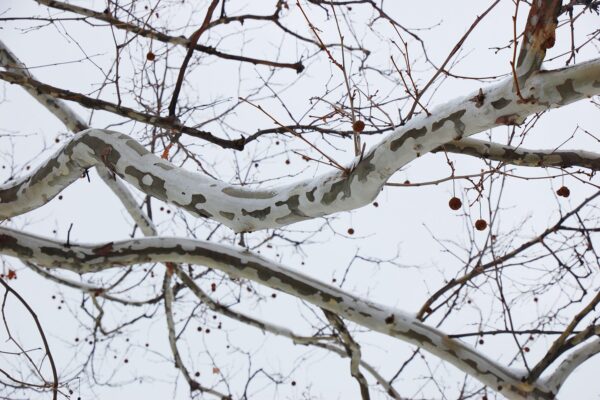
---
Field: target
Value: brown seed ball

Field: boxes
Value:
[557,186,570,197]
[146,51,156,61]
[448,197,462,210]
[475,219,488,231]
[347,228,355,235]
[479,339,484,345]
[352,120,365,133]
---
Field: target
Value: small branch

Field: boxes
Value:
[0,278,58,399]
[168,0,220,118]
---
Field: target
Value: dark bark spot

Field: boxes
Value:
[241,207,271,221]
[556,79,581,105]
[491,98,511,109]
[432,110,467,137]
[389,127,427,152]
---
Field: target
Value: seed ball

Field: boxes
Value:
[347,228,355,235]
[146,51,156,61]
[352,120,365,133]
[475,219,488,231]
[448,197,462,210]
[557,186,570,197]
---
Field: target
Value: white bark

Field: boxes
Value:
[1,58,599,232]
[0,40,157,237]
[0,226,556,399]
[546,337,600,394]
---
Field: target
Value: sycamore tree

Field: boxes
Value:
[1,0,600,399]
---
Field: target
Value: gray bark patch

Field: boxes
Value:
[491,98,511,110]
[556,79,581,105]
[432,110,467,137]
[222,187,276,199]
[389,127,427,152]
[124,166,167,198]
[125,139,148,157]
[219,211,235,220]
[0,234,34,257]
[306,187,316,202]
[241,206,271,221]
[321,152,376,205]
[274,195,308,224]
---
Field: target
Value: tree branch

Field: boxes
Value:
[0,226,558,399]
[2,59,599,231]
[436,137,600,170]
[33,0,304,72]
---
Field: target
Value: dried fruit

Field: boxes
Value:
[352,120,365,133]
[556,186,570,197]
[146,51,156,61]
[475,219,488,231]
[347,228,355,235]
[448,197,462,210]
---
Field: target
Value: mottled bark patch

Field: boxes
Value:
[219,211,235,220]
[491,98,511,109]
[241,206,271,221]
[125,139,148,156]
[82,135,122,168]
[275,195,308,225]
[190,193,207,204]
[432,110,467,137]
[194,209,213,218]
[556,79,581,105]
[124,166,167,198]
[321,152,376,205]
[389,127,427,152]
[306,187,316,202]
[222,187,276,199]
[0,234,34,257]
[0,180,26,203]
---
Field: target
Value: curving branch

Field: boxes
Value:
[0,226,557,399]
[545,337,600,393]
[0,40,157,237]
[436,137,600,170]
[175,267,403,399]
[1,59,599,232]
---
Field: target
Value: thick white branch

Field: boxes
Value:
[1,59,599,232]
[0,40,156,236]
[0,226,555,399]
[545,337,600,393]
